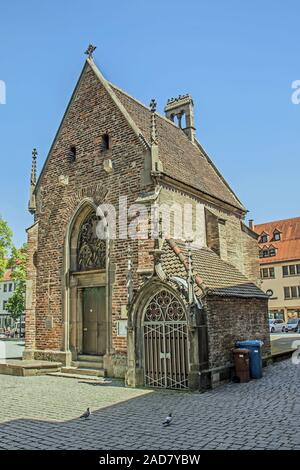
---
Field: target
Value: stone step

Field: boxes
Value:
[77,355,103,363]
[47,371,111,383]
[61,366,106,377]
[0,360,62,377]
[71,360,104,370]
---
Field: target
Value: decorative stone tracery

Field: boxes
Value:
[77,213,106,271]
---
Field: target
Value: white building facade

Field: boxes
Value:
[0,270,17,328]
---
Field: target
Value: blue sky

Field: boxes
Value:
[0,0,299,247]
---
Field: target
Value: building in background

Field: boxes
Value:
[0,269,16,328]
[254,217,300,321]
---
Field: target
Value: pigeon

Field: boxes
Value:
[162,413,172,426]
[80,408,91,419]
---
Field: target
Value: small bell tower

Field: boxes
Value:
[164,94,196,143]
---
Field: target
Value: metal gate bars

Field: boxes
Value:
[143,289,189,389]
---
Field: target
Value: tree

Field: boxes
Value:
[5,244,27,329]
[0,215,12,278]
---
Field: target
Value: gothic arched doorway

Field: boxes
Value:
[67,205,107,359]
[143,289,189,389]
[77,212,106,355]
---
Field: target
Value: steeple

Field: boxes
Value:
[28,148,37,215]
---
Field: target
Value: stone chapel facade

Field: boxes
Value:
[24,52,270,390]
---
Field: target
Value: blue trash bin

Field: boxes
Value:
[235,340,264,379]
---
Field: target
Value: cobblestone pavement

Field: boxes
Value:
[0,359,299,450]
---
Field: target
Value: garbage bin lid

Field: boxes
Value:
[232,348,249,354]
[235,340,264,348]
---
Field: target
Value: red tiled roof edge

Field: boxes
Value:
[165,238,207,294]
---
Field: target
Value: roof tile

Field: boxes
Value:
[111,84,245,211]
[161,240,266,299]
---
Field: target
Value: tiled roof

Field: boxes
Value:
[161,240,267,299]
[110,84,245,212]
[255,217,300,263]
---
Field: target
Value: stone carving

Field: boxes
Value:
[77,213,106,271]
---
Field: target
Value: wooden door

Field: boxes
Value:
[82,287,106,355]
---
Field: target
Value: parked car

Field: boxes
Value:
[269,319,287,333]
[285,318,300,333]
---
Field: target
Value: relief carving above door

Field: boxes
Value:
[77,213,106,271]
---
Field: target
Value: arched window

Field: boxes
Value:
[144,289,186,323]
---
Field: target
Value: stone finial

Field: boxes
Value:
[185,237,195,306]
[149,98,158,145]
[149,98,157,113]
[85,44,97,59]
[28,148,37,215]
[31,148,37,185]
[127,245,133,305]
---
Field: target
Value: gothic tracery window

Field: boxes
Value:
[144,290,186,323]
[77,212,106,271]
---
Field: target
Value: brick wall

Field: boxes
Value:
[31,63,154,353]
[205,296,270,369]
[24,222,38,352]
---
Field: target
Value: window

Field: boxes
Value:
[284,286,300,299]
[260,267,275,279]
[283,266,289,277]
[263,250,269,257]
[282,264,300,277]
[3,301,7,310]
[3,284,7,292]
[269,247,276,256]
[68,146,76,162]
[101,134,110,152]
[290,265,296,275]
[8,283,12,292]
[273,232,281,241]
[260,234,268,243]
[291,286,298,298]
[284,287,291,299]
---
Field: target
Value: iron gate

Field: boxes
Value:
[143,289,189,389]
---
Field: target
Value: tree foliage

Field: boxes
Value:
[0,215,13,278]
[5,244,27,322]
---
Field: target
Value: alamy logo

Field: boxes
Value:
[291,80,300,104]
[0,80,6,104]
